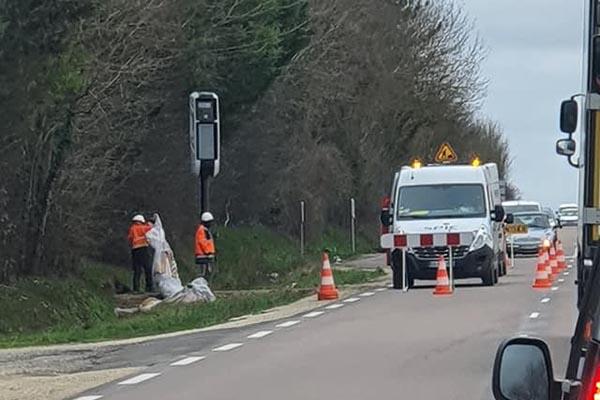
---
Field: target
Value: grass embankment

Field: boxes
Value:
[0,226,384,348]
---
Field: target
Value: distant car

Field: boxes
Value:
[502,200,542,215]
[507,212,556,256]
[558,203,578,226]
[542,206,558,228]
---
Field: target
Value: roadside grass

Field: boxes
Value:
[0,290,305,348]
[0,225,382,348]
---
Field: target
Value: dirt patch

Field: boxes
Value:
[0,368,138,400]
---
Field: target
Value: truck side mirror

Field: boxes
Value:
[560,99,578,134]
[492,337,558,400]
[556,138,576,157]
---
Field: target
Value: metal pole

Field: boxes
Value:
[448,246,454,290]
[402,248,407,292]
[200,176,210,214]
[300,201,305,256]
[350,198,356,254]
[510,235,515,271]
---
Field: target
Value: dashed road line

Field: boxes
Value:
[360,292,375,297]
[325,303,345,310]
[74,396,103,400]
[303,311,325,318]
[529,312,540,319]
[170,356,205,366]
[558,278,565,283]
[343,297,361,303]
[247,330,273,339]
[375,288,387,292]
[213,343,244,352]
[541,298,551,303]
[118,373,161,385]
[276,320,300,328]
[564,271,570,276]
[551,286,559,291]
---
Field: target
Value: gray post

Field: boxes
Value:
[402,248,407,292]
[448,246,454,290]
[350,198,356,254]
[300,201,305,256]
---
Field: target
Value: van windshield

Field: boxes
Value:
[396,184,486,219]
[560,208,578,216]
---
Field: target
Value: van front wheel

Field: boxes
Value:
[482,263,496,287]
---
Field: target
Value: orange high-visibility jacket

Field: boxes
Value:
[128,222,152,249]
[195,224,215,256]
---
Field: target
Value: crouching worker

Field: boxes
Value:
[195,212,216,280]
[128,214,153,292]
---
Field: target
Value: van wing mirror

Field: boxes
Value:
[492,205,505,222]
[556,138,576,157]
[380,209,392,227]
[560,99,578,134]
[492,337,558,400]
[505,214,514,224]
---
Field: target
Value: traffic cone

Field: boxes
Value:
[556,241,567,271]
[549,246,560,279]
[532,251,552,289]
[433,256,453,296]
[543,250,554,282]
[317,252,339,300]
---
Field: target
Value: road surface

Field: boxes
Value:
[71,228,578,400]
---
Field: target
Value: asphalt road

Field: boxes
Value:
[72,228,579,400]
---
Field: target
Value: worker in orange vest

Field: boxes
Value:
[128,214,153,292]
[195,212,216,280]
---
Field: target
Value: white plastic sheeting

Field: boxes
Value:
[146,214,215,303]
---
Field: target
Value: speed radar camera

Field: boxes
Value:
[189,91,220,178]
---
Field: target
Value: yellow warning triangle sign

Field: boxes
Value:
[434,142,458,163]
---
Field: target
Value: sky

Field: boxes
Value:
[460,0,585,209]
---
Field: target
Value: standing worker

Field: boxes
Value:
[128,214,153,292]
[195,212,216,280]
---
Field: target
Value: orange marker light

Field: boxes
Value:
[471,156,481,167]
[411,159,422,169]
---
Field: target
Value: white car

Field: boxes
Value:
[501,200,542,215]
[558,203,578,226]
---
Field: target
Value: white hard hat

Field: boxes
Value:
[201,212,214,222]
[132,214,146,223]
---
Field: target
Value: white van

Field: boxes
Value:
[558,203,578,226]
[381,163,506,288]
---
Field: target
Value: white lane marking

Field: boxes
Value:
[529,312,540,319]
[551,286,559,291]
[213,343,243,352]
[276,320,300,328]
[375,288,387,292]
[303,311,325,318]
[74,396,103,400]
[568,264,573,269]
[564,271,570,276]
[170,356,205,366]
[541,298,551,303]
[247,330,273,339]
[118,373,161,385]
[387,284,394,288]
[360,292,375,297]
[558,278,565,283]
[325,303,344,310]
[343,297,361,303]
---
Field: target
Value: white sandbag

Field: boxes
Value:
[189,277,216,303]
[156,276,184,298]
